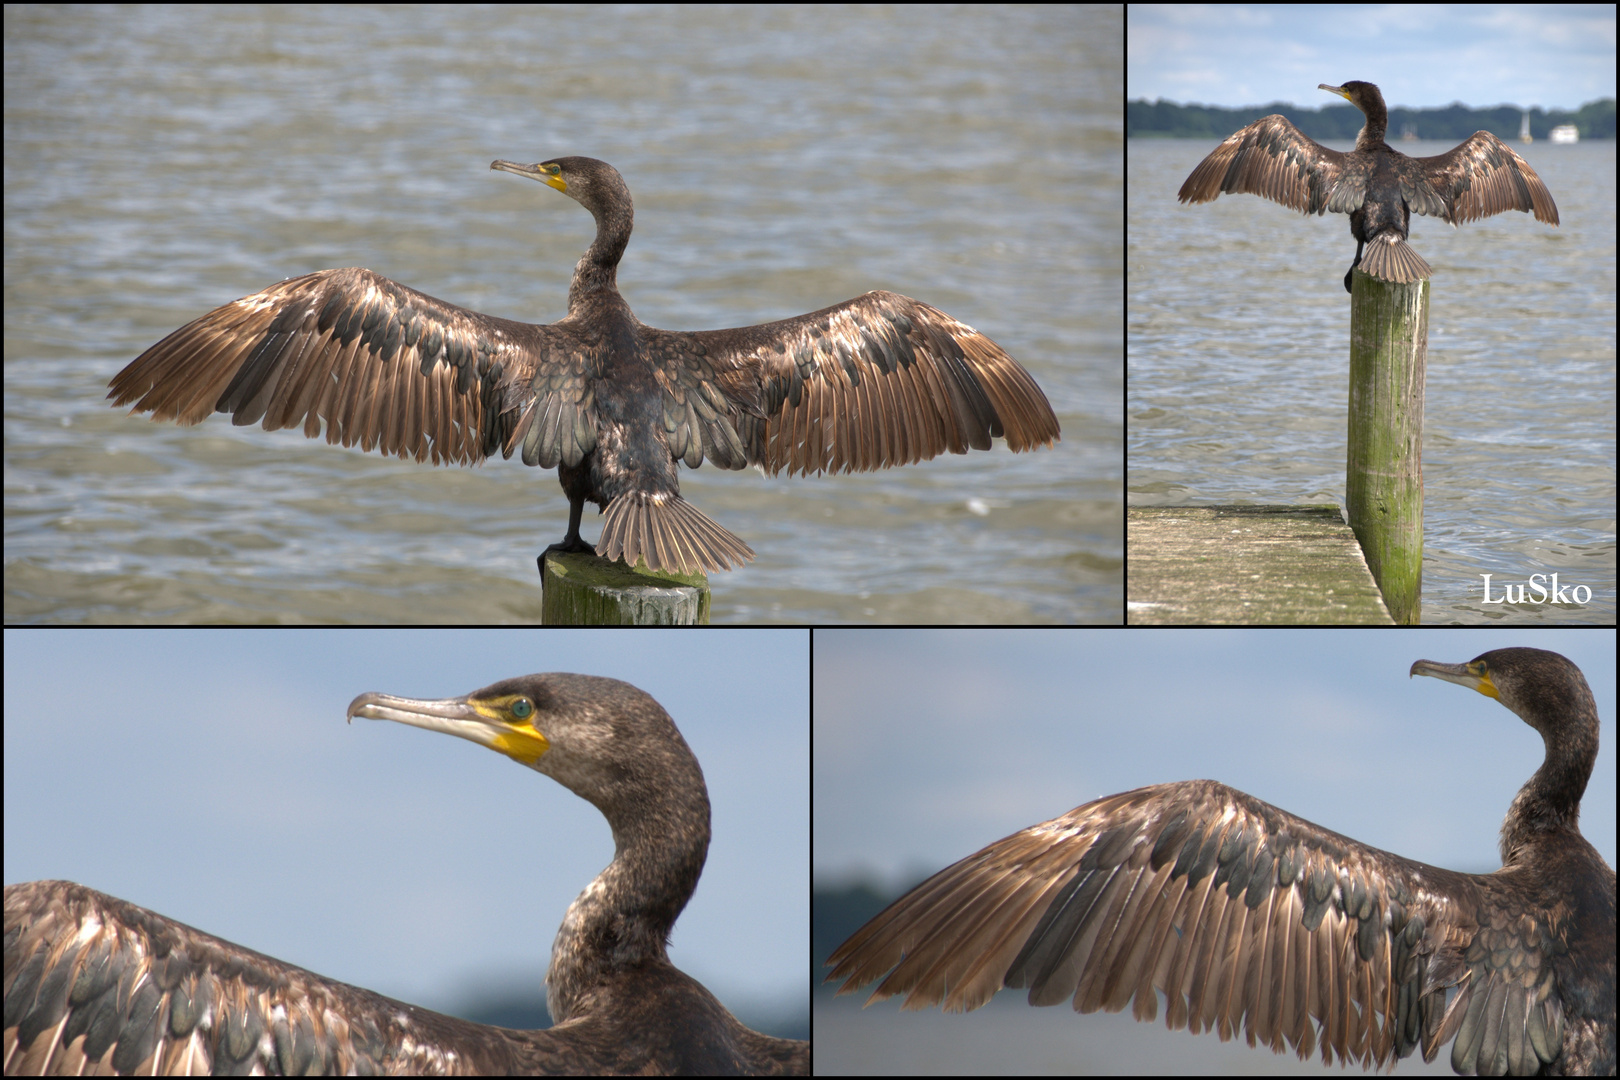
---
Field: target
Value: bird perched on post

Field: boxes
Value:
[1179,81,1559,292]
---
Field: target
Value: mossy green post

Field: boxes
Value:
[540,551,710,625]
[1345,270,1426,624]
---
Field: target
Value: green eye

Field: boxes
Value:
[511,698,533,719]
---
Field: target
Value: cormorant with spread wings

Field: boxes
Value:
[108,157,1060,574]
[1179,82,1559,293]
[826,648,1615,1075]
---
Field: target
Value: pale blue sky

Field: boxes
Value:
[1129,5,1615,110]
[4,630,807,1019]
[816,628,1615,886]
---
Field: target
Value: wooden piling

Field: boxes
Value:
[539,552,710,625]
[1344,270,1426,624]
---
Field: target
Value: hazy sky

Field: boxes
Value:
[816,628,1615,886]
[1129,5,1615,110]
[4,630,807,1018]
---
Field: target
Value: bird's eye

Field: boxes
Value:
[511,698,534,719]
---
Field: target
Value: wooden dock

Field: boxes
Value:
[1128,505,1393,625]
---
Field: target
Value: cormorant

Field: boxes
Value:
[1178,82,1560,293]
[824,648,1616,1075]
[4,673,809,1075]
[107,156,1060,575]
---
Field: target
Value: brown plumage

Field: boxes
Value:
[825,648,1615,1075]
[4,674,809,1075]
[107,156,1060,574]
[1178,81,1560,293]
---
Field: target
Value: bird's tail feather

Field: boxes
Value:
[598,493,755,574]
[1360,234,1433,283]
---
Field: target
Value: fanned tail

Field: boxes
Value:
[597,493,755,574]
[1359,234,1432,283]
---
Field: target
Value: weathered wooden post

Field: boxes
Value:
[540,552,710,625]
[1344,270,1426,624]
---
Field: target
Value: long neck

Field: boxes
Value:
[544,765,710,1022]
[567,201,632,313]
[1355,95,1388,149]
[1499,710,1597,865]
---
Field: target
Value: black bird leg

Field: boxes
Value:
[540,493,596,572]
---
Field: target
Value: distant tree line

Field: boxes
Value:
[1128,94,1615,142]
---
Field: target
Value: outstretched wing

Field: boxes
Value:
[654,290,1060,478]
[826,780,1571,1074]
[3,880,576,1075]
[1178,115,1350,218]
[108,268,598,471]
[1408,132,1560,226]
